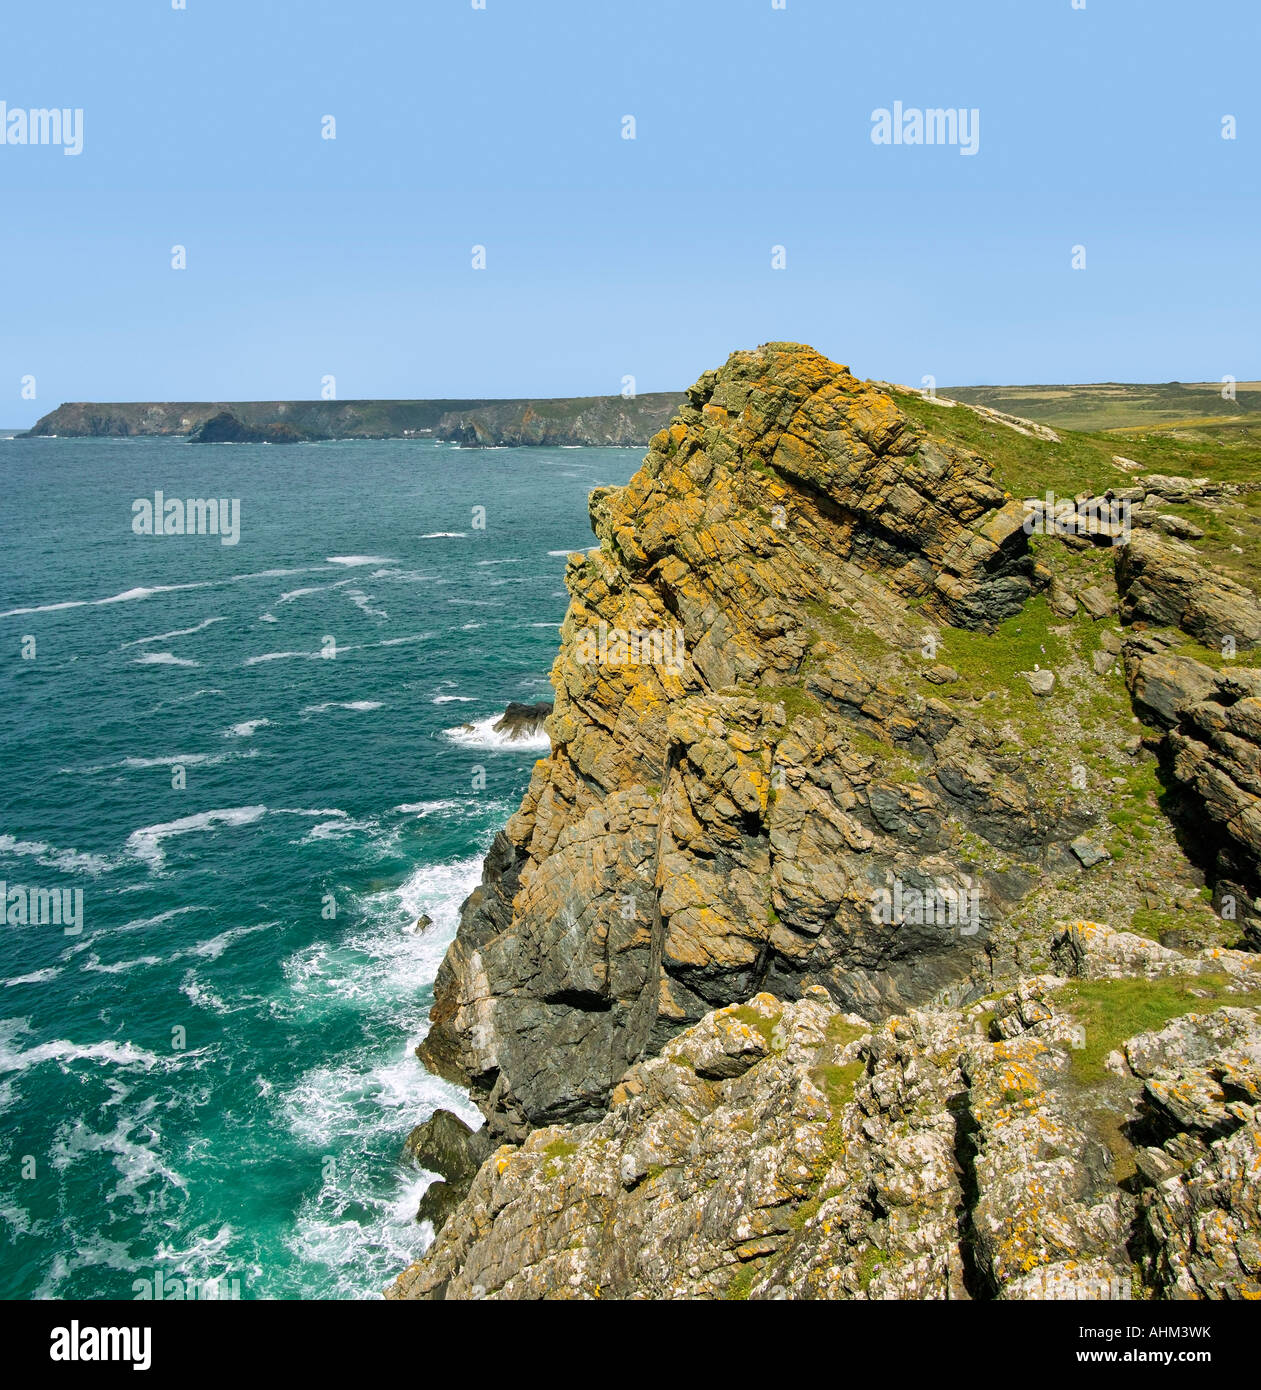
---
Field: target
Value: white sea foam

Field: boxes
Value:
[0,1033,164,1075]
[224,718,270,738]
[60,905,208,959]
[0,566,324,620]
[243,649,321,665]
[302,700,383,715]
[278,578,353,604]
[432,694,475,703]
[442,713,551,752]
[346,589,387,620]
[183,922,273,961]
[0,833,115,875]
[419,532,466,539]
[120,617,226,649]
[126,806,267,871]
[119,750,255,769]
[80,953,164,976]
[295,818,374,845]
[3,967,61,987]
[133,652,199,667]
[326,555,394,566]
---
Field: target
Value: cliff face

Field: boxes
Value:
[419,344,1086,1139]
[433,394,681,447]
[393,923,1261,1300]
[24,392,682,445]
[403,342,1261,1299]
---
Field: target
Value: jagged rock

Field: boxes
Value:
[401,1109,494,1237]
[403,343,1261,1303]
[1077,585,1115,620]
[1156,514,1205,541]
[1121,644,1261,947]
[390,933,1261,1301]
[402,1108,491,1184]
[1048,576,1079,617]
[1051,920,1261,984]
[1140,474,1210,502]
[1116,530,1261,650]
[1070,837,1111,868]
[188,410,310,444]
[490,701,553,741]
[413,914,433,934]
[1126,1008,1261,1298]
[415,1180,464,1233]
[420,344,1066,1141]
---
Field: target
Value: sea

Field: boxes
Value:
[0,435,639,1300]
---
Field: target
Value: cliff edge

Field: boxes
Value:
[401,342,1261,1298]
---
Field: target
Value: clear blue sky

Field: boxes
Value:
[1,0,1256,425]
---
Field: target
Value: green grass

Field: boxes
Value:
[1053,975,1261,1086]
[824,1016,869,1048]
[803,601,898,664]
[809,1059,865,1109]
[938,380,1261,434]
[725,1257,768,1301]
[857,1246,888,1292]
[893,385,1261,594]
[727,1004,782,1048]
[541,1137,579,1178]
[755,683,822,722]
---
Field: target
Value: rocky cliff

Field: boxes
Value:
[393,923,1261,1300]
[23,392,682,445]
[400,342,1261,1299]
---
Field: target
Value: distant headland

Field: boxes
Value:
[21,393,685,447]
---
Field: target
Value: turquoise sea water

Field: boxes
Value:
[0,437,638,1299]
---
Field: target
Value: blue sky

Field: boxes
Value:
[1,0,1256,424]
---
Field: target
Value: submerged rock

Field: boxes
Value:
[490,701,552,741]
[402,1109,493,1237]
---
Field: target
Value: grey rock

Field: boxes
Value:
[1071,837,1112,868]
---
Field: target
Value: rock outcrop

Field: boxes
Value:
[418,344,1104,1142]
[390,923,1261,1300]
[1124,637,1261,949]
[489,701,553,742]
[188,410,312,444]
[401,342,1261,1299]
